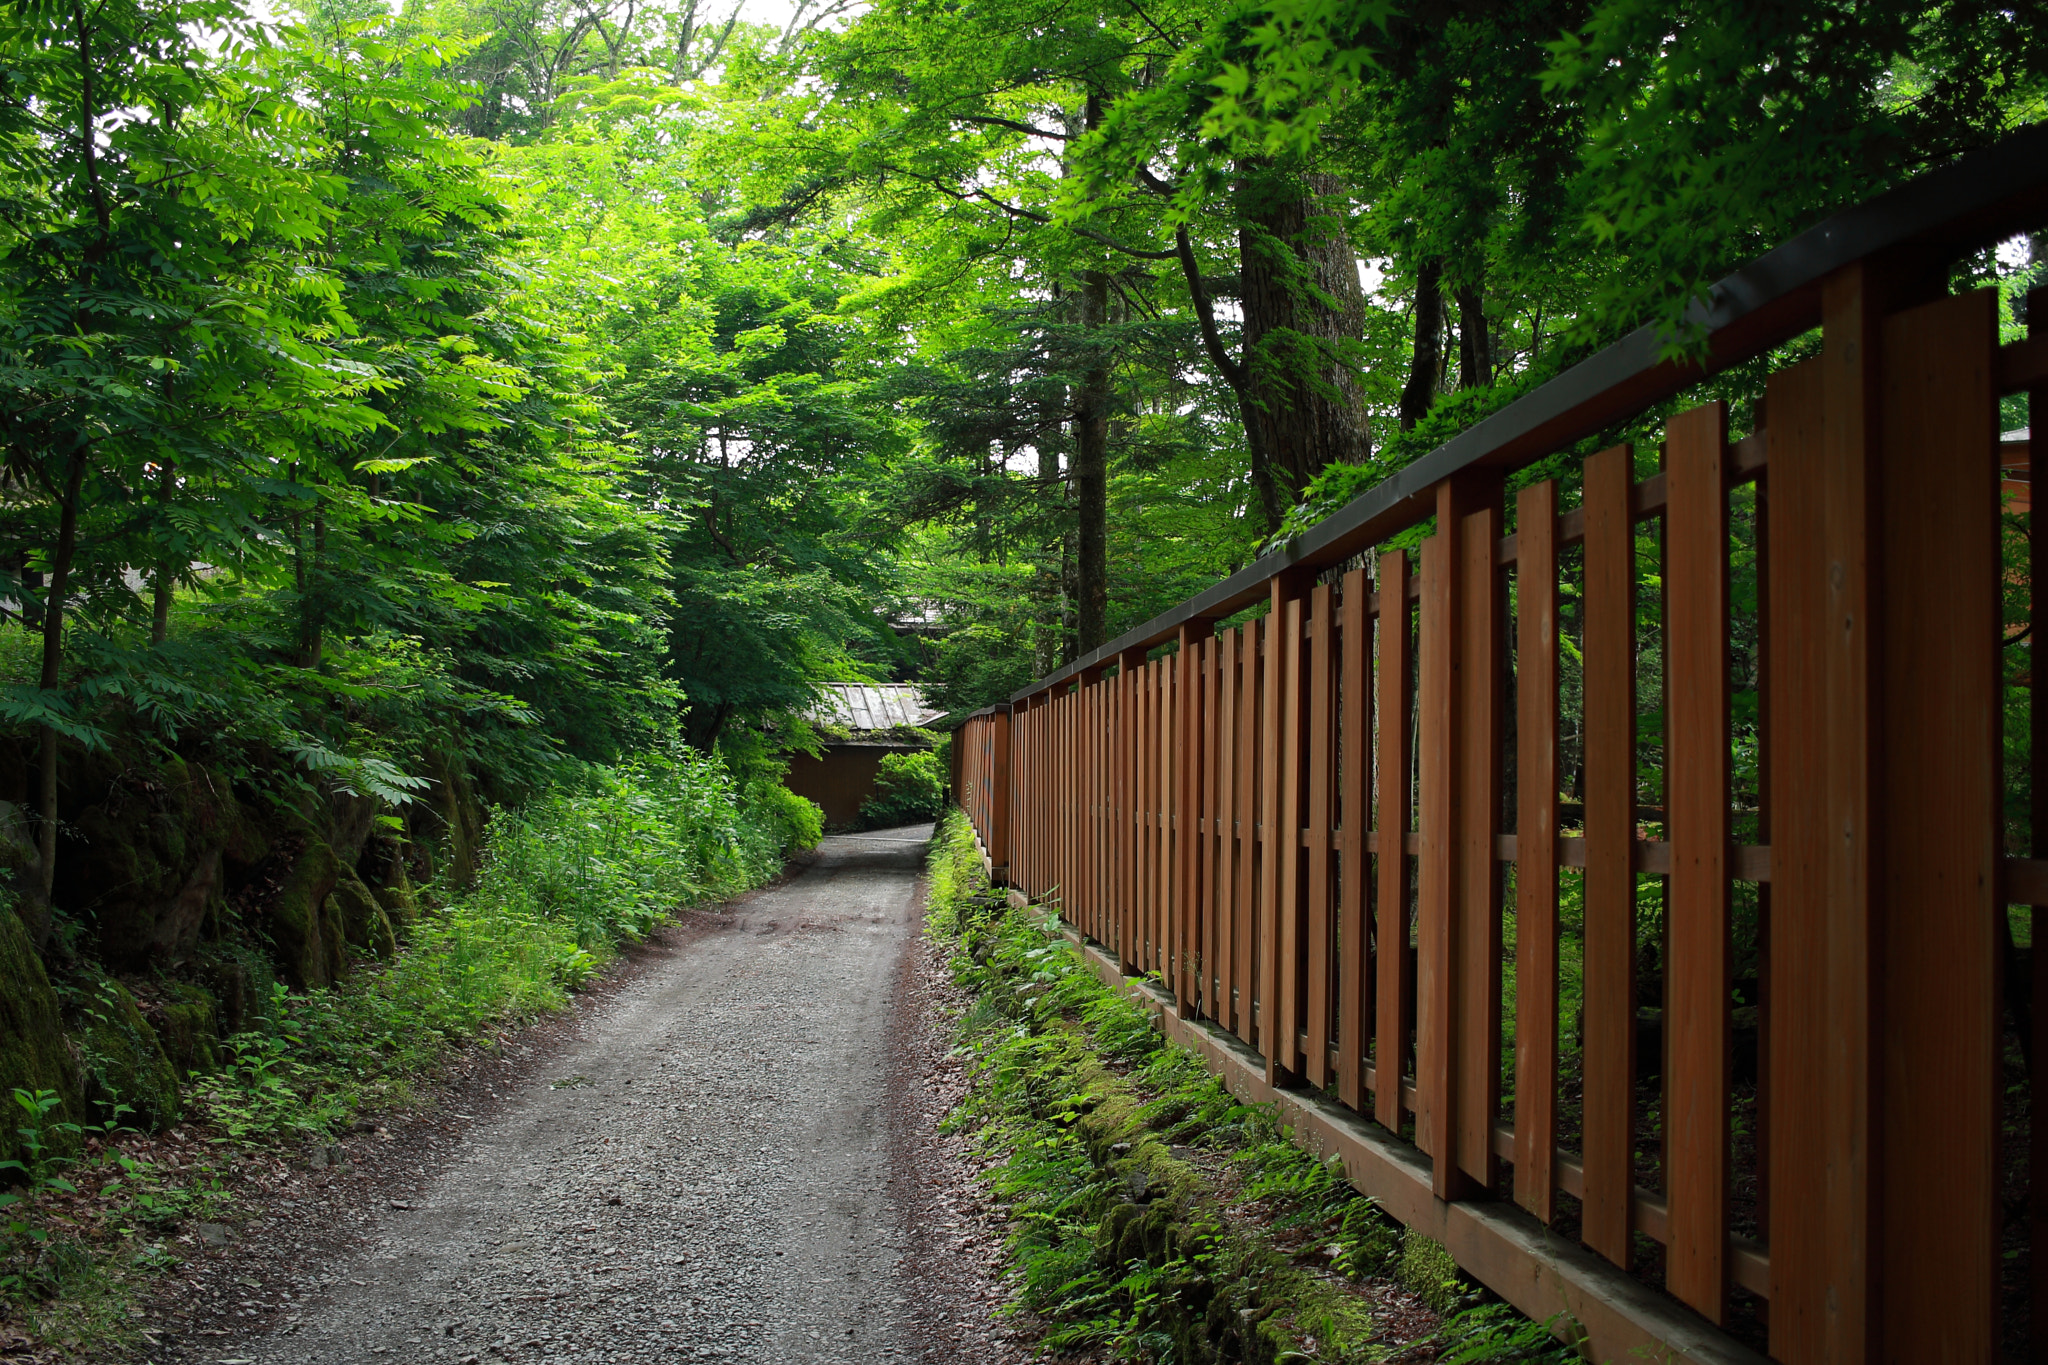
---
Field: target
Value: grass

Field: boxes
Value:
[0,748,821,1357]
[924,809,1580,1364]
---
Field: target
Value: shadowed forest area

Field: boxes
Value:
[0,0,2045,1356]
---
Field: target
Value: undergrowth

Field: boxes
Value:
[0,749,821,1357]
[184,749,819,1142]
[924,809,1577,1364]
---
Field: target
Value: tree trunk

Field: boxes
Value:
[1073,267,1110,654]
[1400,258,1445,430]
[151,457,174,645]
[1236,169,1370,509]
[297,512,326,669]
[1457,282,1492,390]
[29,452,89,942]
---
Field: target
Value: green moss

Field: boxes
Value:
[72,977,179,1130]
[0,905,82,1165]
[927,813,1383,1365]
[153,983,221,1076]
[264,839,347,988]
[1398,1229,1463,1313]
[196,941,279,1035]
[329,868,396,960]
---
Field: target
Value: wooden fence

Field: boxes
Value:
[955,126,2048,1363]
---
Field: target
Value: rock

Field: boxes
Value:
[194,1221,230,1248]
[73,975,180,1130]
[328,867,397,960]
[53,755,260,968]
[358,834,420,928]
[196,943,280,1035]
[418,752,484,890]
[151,983,221,1076]
[0,903,82,1166]
[252,838,347,988]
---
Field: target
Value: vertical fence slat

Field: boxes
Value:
[1376,550,1413,1133]
[1239,621,1262,1051]
[1456,501,1505,1193]
[1200,637,1221,1017]
[1513,480,1560,1224]
[1279,593,1308,1078]
[1177,628,1202,1012]
[1261,603,1286,1069]
[1581,442,1638,1267]
[1419,529,1451,1175]
[1765,354,1825,1362]
[1339,567,1371,1111]
[1665,400,1732,1322]
[1875,287,2000,1358]
[2030,284,2048,1365]
[1218,630,1241,1032]
[1308,581,1337,1090]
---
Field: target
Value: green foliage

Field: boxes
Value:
[186,751,802,1143]
[858,749,948,829]
[925,811,1574,1363]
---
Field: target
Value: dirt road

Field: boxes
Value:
[202,823,1009,1365]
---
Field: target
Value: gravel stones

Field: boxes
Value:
[203,825,985,1365]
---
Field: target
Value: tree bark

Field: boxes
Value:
[1400,258,1445,430]
[1457,282,1492,390]
[30,451,89,941]
[1073,267,1111,654]
[151,455,174,645]
[1236,169,1370,508]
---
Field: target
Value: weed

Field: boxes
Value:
[925,810,1581,1364]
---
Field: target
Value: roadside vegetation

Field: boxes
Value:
[924,811,1575,1363]
[0,754,817,1357]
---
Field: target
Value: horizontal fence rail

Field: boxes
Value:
[955,125,2048,1364]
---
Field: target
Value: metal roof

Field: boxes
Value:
[809,683,944,732]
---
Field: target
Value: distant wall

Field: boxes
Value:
[784,745,910,828]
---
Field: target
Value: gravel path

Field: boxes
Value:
[212,824,979,1365]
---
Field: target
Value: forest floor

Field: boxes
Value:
[140,824,1031,1365]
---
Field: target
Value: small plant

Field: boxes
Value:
[860,749,947,828]
[0,1089,84,1298]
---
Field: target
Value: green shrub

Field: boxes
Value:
[744,781,824,858]
[859,749,946,828]
[186,745,799,1142]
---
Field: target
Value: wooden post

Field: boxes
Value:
[1376,550,1413,1133]
[989,709,1012,882]
[1177,622,1212,1015]
[1338,566,1371,1111]
[1306,580,1338,1090]
[1665,401,1731,1321]
[2031,282,2048,1365]
[1581,443,1637,1265]
[1421,471,1502,1198]
[1873,286,2000,1360]
[1512,480,1560,1224]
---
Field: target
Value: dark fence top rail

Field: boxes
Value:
[1003,120,2048,707]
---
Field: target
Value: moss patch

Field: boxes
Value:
[0,905,82,1164]
[925,810,1582,1365]
[151,983,221,1077]
[328,868,396,960]
[72,977,179,1130]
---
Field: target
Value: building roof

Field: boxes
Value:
[809,683,944,733]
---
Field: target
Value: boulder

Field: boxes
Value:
[150,983,221,1076]
[73,977,179,1130]
[419,751,484,890]
[358,834,420,927]
[328,867,396,960]
[248,837,347,988]
[196,943,279,1035]
[0,905,81,1167]
[52,755,264,969]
